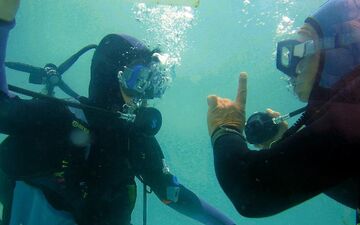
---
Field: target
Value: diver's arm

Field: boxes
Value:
[166,184,236,225]
[0,18,15,96]
[136,137,236,225]
[144,172,236,225]
[212,112,357,217]
[0,0,19,95]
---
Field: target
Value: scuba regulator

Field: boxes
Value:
[122,98,162,136]
[244,107,306,145]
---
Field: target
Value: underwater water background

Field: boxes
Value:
[0,0,356,224]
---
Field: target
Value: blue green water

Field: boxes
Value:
[1,0,356,224]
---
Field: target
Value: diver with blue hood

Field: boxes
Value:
[0,1,237,225]
[207,0,359,222]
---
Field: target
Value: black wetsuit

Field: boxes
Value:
[0,90,174,225]
[0,19,163,225]
[212,70,360,218]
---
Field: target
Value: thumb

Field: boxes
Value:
[207,95,218,109]
[266,108,280,118]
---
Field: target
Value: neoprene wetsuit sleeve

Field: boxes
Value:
[167,185,236,225]
[212,108,358,218]
[133,136,236,225]
[0,19,14,96]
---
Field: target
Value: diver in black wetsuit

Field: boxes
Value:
[0,1,236,225]
[207,0,359,222]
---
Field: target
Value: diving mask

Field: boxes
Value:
[118,53,173,99]
[276,28,360,79]
[276,39,317,78]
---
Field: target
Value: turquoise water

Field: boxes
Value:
[1,0,356,224]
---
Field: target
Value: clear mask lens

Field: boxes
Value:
[148,61,172,98]
[277,39,315,78]
[281,47,291,68]
[136,68,151,92]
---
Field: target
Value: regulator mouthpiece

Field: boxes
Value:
[245,112,279,145]
[245,107,306,145]
[134,107,162,136]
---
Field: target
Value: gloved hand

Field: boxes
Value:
[254,108,288,149]
[0,0,20,21]
[207,72,247,136]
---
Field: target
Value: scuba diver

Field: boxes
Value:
[0,1,237,225]
[207,0,359,223]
